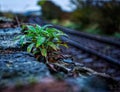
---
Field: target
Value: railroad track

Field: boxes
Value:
[55,26,120,66]
[27,16,120,80]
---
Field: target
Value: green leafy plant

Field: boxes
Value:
[18,24,68,63]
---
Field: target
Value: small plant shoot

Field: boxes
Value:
[18,24,68,63]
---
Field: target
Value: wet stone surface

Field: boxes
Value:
[0,27,21,35]
[0,27,22,49]
[0,51,50,87]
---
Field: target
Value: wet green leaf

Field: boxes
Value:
[47,42,58,50]
[27,25,36,32]
[42,24,52,30]
[27,43,34,52]
[36,36,46,47]
[19,35,26,45]
[40,48,47,57]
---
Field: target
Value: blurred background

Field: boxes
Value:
[0,0,120,38]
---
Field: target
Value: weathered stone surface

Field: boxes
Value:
[0,27,22,49]
[0,27,21,35]
[0,51,50,87]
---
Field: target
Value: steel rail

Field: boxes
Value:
[62,37,120,66]
[54,25,120,48]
